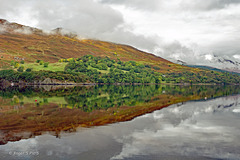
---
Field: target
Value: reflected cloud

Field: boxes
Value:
[111,95,240,159]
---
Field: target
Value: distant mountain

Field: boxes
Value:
[205,55,240,73]
[186,65,240,76]
[174,53,240,74]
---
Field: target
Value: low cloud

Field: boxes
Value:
[99,0,160,11]
[233,54,240,60]
[0,19,35,35]
[153,41,204,64]
[180,0,240,11]
[0,26,6,33]
[1,0,124,38]
[35,0,123,36]
[13,26,33,35]
[0,0,158,52]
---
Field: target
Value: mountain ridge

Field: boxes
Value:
[0,19,239,85]
[0,19,199,74]
[186,65,240,76]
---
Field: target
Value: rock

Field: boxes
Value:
[0,79,11,87]
[41,78,52,84]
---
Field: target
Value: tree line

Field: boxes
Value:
[0,55,239,84]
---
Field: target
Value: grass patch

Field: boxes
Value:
[20,96,67,105]
[27,46,36,50]
[21,62,67,72]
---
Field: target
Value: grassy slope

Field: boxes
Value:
[0,20,203,74]
[21,62,67,72]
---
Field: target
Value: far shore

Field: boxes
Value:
[0,81,239,87]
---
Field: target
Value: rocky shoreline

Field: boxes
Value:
[0,78,239,88]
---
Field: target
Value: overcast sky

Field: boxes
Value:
[1,0,240,66]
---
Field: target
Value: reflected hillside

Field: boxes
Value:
[0,85,240,145]
[1,85,239,112]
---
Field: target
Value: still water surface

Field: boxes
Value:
[0,85,240,160]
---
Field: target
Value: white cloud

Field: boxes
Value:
[205,54,213,61]
[99,0,160,11]
[100,0,240,67]
[233,54,240,59]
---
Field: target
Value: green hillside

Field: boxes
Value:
[0,55,239,84]
[0,19,239,84]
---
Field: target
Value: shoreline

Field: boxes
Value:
[0,81,239,87]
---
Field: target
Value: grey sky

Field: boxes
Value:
[0,0,240,67]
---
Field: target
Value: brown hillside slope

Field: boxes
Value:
[0,19,199,73]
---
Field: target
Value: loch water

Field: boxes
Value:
[0,85,240,160]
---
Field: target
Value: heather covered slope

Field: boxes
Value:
[0,19,239,84]
[0,19,195,73]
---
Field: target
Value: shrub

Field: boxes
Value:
[26,68,32,72]
[10,61,15,66]
[20,60,25,64]
[145,64,151,68]
[17,66,24,72]
[14,63,19,68]
[153,66,160,70]
[44,62,49,68]
[39,60,44,65]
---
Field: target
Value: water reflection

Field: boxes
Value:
[0,94,239,160]
[111,95,240,160]
[0,85,240,146]
[1,85,240,112]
